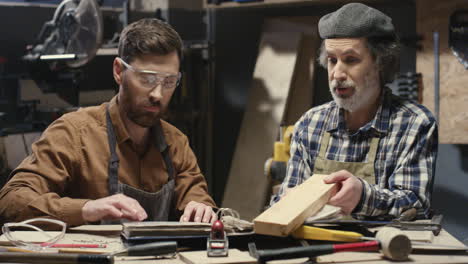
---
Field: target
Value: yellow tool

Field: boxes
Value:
[264,126,295,185]
[292,225,365,242]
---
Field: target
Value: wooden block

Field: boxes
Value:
[179,249,256,264]
[222,17,319,221]
[253,174,335,237]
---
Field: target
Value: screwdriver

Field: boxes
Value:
[0,252,113,264]
[111,241,177,256]
[292,225,365,242]
[0,241,178,264]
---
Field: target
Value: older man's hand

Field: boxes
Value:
[180,201,217,223]
[323,170,363,215]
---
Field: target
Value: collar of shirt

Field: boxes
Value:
[325,88,392,137]
[108,96,168,152]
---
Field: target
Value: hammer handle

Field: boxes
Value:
[257,241,380,262]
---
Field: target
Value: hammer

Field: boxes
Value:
[249,227,412,262]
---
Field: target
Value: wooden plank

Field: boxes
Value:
[221,17,319,221]
[416,0,468,143]
[283,34,318,125]
[253,174,336,237]
[179,249,256,264]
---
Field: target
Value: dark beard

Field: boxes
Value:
[120,79,162,128]
[127,109,160,127]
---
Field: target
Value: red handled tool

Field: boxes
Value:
[207,220,229,257]
[249,241,380,262]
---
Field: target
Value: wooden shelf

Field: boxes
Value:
[205,0,397,9]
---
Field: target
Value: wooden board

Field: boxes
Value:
[416,0,468,143]
[222,17,319,221]
[253,174,336,237]
[179,249,256,264]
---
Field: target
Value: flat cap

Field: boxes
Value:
[318,3,394,39]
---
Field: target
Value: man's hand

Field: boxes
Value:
[82,194,148,222]
[324,170,363,215]
[180,201,217,223]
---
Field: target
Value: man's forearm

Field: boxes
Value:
[353,180,430,219]
[0,187,89,226]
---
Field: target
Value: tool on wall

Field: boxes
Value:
[449,10,468,69]
[393,72,424,103]
[22,0,104,106]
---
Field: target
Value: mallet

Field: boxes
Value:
[249,227,412,262]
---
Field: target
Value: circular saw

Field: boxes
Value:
[24,0,103,68]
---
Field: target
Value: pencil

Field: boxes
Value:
[41,243,107,248]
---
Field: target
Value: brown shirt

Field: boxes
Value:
[0,97,216,226]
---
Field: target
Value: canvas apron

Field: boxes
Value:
[313,132,380,184]
[105,108,175,222]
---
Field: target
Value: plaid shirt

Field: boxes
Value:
[272,88,438,219]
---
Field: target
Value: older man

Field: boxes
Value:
[273,3,438,220]
[0,18,217,226]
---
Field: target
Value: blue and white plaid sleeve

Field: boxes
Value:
[353,116,438,219]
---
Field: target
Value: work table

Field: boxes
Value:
[1,225,468,264]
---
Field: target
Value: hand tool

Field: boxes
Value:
[0,246,37,253]
[0,252,113,264]
[43,243,107,248]
[249,241,381,262]
[207,220,229,257]
[305,214,443,235]
[291,225,365,242]
[0,241,177,264]
[111,241,177,256]
[249,227,412,262]
[59,241,177,256]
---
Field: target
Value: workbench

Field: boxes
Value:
[2,226,468,264]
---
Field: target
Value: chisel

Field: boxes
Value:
[111,241,177,256]
[0,252,113,264]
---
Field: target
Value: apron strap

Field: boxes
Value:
[367,137,380,163]
[162,148,175,181]
[153,120,175,181]
[106,107,119,195]
[318,132,331,158]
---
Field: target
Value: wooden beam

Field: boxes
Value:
[253,174,336,237]
[222,17,318,221]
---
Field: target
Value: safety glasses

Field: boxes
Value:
[118,57,181,90]
[2,218,66,251]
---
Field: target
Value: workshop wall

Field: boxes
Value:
[416,0,468,144]
[415,0,468,243]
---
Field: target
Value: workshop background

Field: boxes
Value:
[0,0,467,242]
